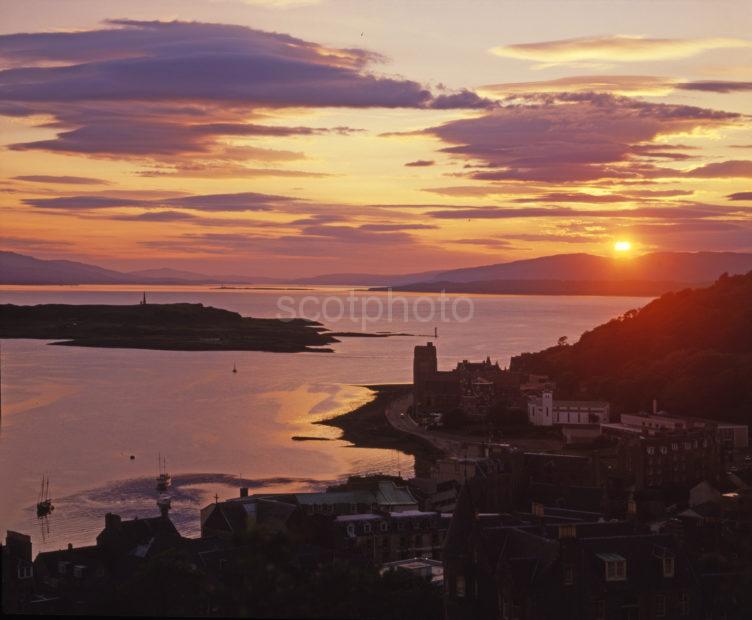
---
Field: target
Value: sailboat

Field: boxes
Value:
[36,475,54,517]
[232,362,237,374]
[156,454,171,491]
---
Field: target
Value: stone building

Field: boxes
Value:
[602,422,720,491]
[332,510,450,564]
[413,342,521,420]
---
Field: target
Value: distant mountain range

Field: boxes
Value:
[372,252,752,296]
[2,250,752,294]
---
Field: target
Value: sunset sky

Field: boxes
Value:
[1,0,751,277]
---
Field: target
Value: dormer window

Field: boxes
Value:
[597,553,627,581]
[662,557,675,577]
[558,524,576,539]
[456,574,466,598]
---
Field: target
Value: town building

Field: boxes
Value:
[527,390,610,426]
[444,486,701,619]
[602,420,720,491]
[200,481,419,539]
[1,531,36,614]
[332,510,450,564]
[616,411,749,458]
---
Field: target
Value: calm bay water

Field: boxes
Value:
[0,285,649,550]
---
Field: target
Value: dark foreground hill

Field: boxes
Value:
[510,271,752,422]
[0,303,338,352]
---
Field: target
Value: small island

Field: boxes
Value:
[0,302,342,353]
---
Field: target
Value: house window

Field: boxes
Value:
[350,503,357,514]
[364,522,372,534]
[655,594,666,617]
[380,520,389,532]
[563,564,574,585]
[456,575,466,598]
[605,559,627,581]
[595,600,606,620]
[347,523,356,537]
[662,557,675,578]
[558,524,576,539]
[680,592,690,616]
[17,564,33,579]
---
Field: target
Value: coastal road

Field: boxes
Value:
[384,394,486,456]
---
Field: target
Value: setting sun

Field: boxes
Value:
[614,240,632,253]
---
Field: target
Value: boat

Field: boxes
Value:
[36,475,54,517]
[232,362,237,374]
[156,454,171,491]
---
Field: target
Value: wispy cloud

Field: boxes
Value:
[481,75,676,97]
[490,35,752,67]
[12,175,110,185]
[687,160,752,178]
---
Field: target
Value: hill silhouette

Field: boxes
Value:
[510,271,752,422]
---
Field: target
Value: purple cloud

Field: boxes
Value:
[727,191,752,201]
[23,191,301,212]
[677,81,752,93]
[419,93,740,184]
[686,160,752,178]
[0,19,488,165]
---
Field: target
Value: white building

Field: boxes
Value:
[527,391,610,426]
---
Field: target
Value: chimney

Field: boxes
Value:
[68,543,73,551]
[240,487,249,498]
[104,513,122,531]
